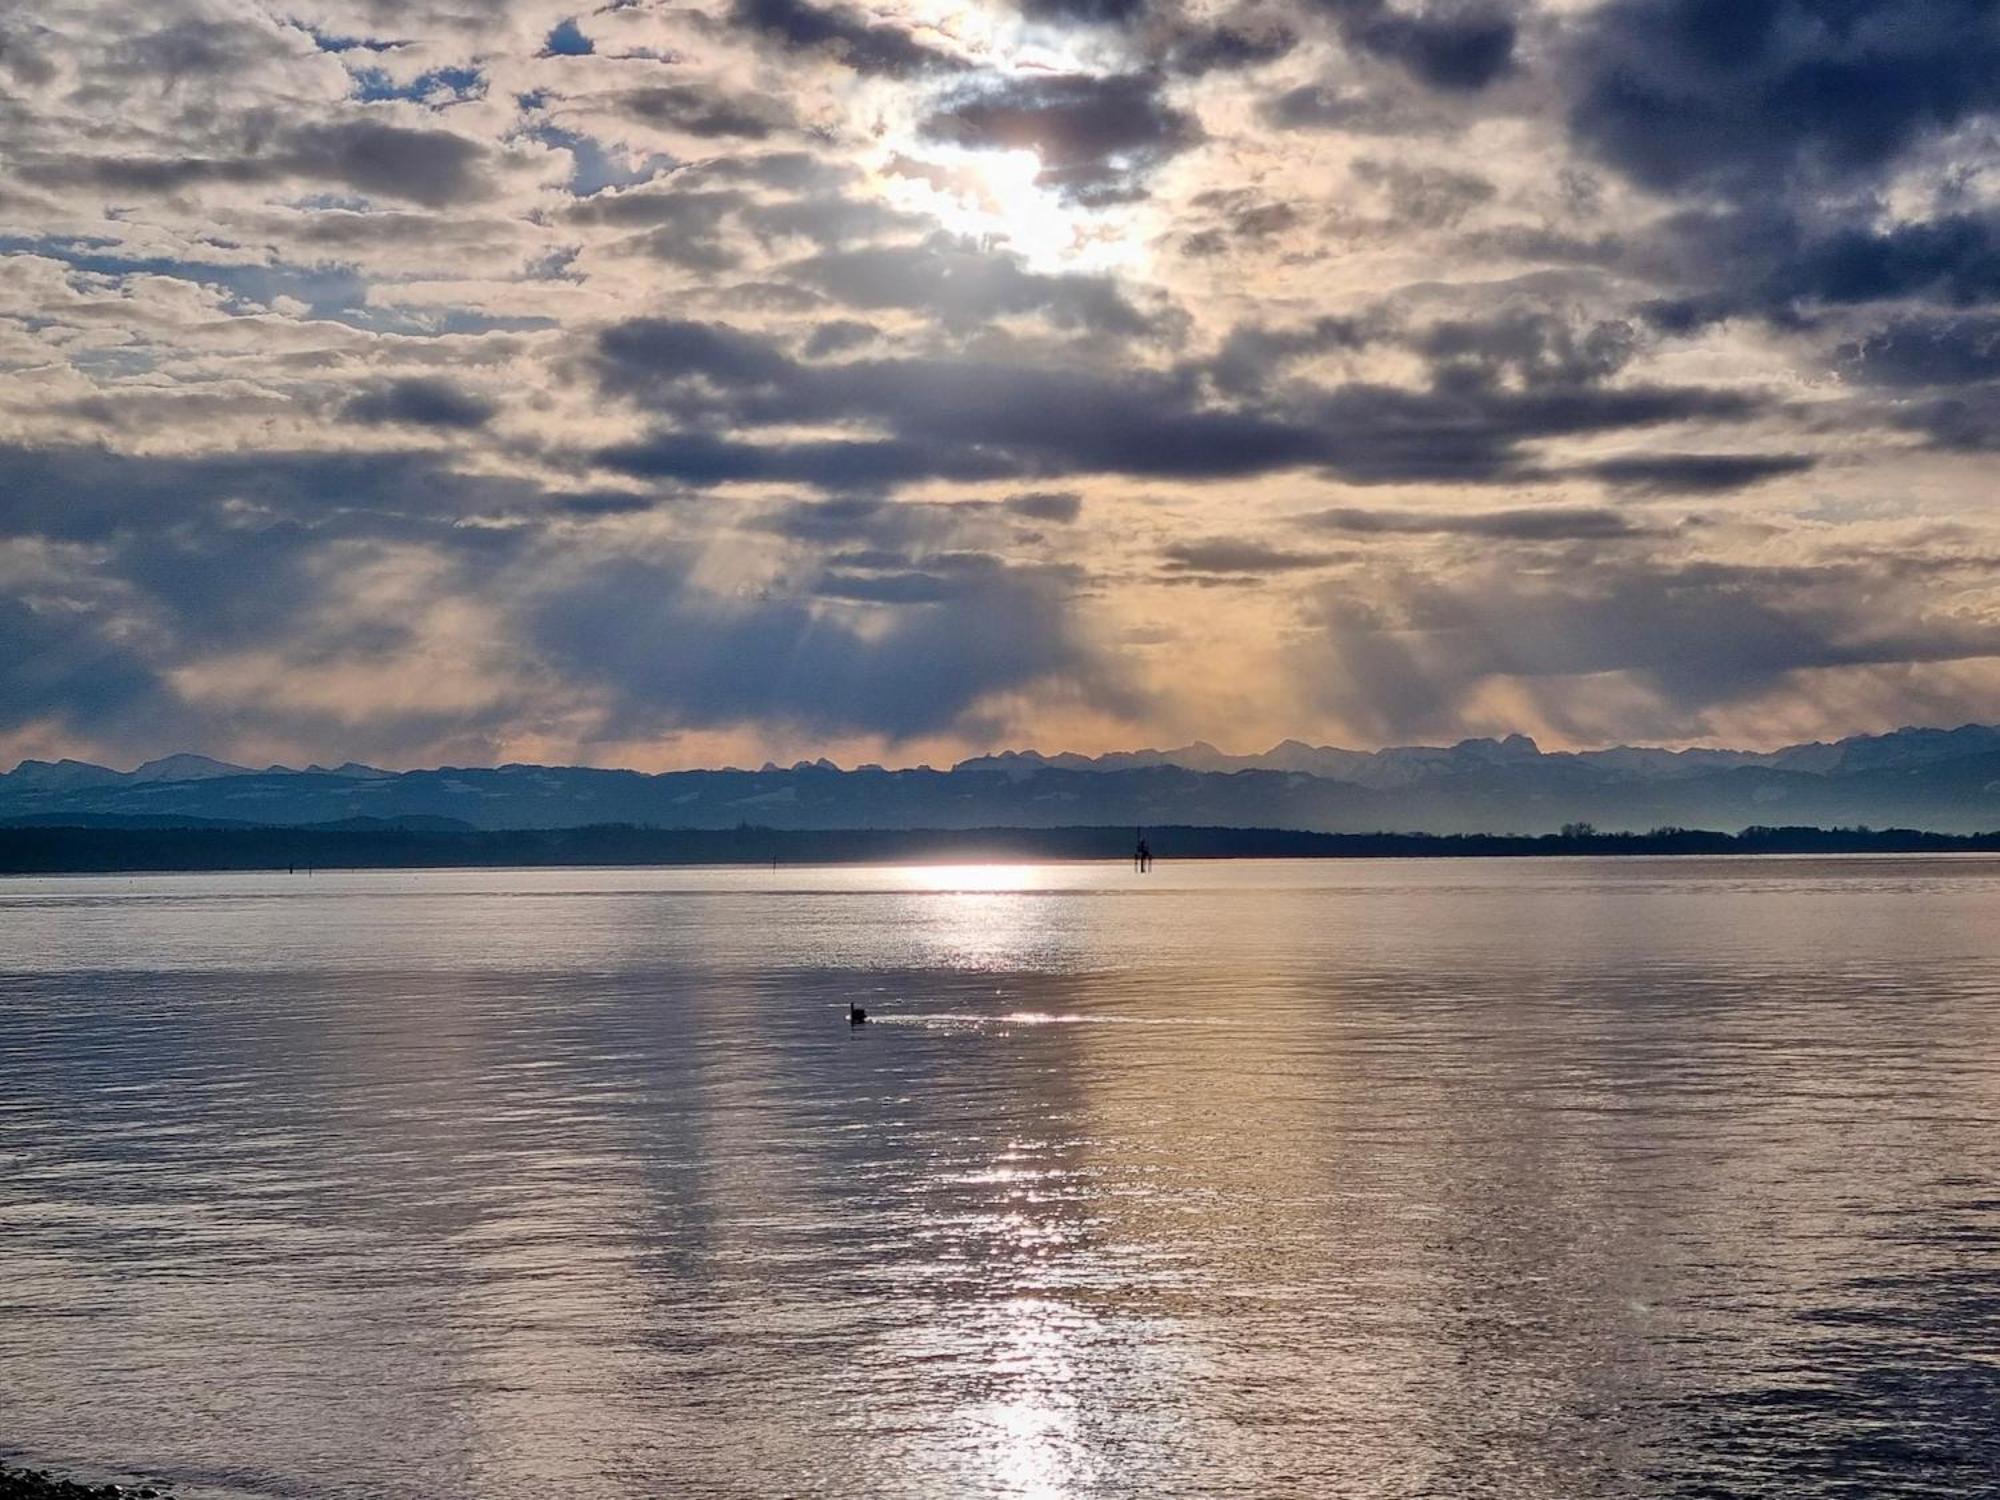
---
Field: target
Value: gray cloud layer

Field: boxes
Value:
[4,0,2000,765]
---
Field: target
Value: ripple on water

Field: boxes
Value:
[1,859,1998,1498]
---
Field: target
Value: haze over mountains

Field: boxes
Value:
[11,725,2000,836]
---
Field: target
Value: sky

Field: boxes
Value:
[4,0,2000,771]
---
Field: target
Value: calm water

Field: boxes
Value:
[3,858,1998,1499]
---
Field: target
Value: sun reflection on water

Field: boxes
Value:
[965,1300,1091,1498]
[903,862,1048,893]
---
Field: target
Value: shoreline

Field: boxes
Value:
[1,1464,170,1500]
[5,821,2000,875]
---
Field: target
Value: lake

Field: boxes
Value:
[2,858,1997,1498]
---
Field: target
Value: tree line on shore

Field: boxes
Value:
[5,821,1999,873]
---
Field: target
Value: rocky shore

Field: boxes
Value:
[0,1465,171,1500]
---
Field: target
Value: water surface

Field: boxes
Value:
[3,859,1997,1497]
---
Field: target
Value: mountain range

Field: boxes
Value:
[10,724,2000,835]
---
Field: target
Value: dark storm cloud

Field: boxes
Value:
[728,0,964,76]
[1306,553,2000,740]
[590,316,1767,489]
[1562,4,2000,352]
[0,595,166,737]
[1845,316,2000,387]
[1585,452,1815,495]
[1887,390,2000,451]
[530,554,1119,739]
[1623,206,2000,331]
[1306,504,1647,539]
[1317,0,1519,92]
[1571,0,2000,199]
[340,377,496,429]
[1770,214,2000,310]
[1845,320,2000,449]
[920,72,1199,205]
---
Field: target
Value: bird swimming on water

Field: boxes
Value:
[848,1003,868,1025]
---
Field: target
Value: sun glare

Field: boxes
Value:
[906,861,1038,892]
[879,146,1136,275]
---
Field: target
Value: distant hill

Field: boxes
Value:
[8,724,2000,835]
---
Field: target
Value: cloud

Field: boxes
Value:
[1164,15,1299,75]
[782,240,1154,334]
[1416,311,1638,389]
[1162,538,1335,573]
[1571,0,2000,198]
[286,121,495,208]
[1305,504,1646,540]
[591,316,1768,491]
[530,553,1121,739]
[614,84,795,140]
[340,377,496,429]
[1003,491,1083,522]
[729,0,964,76]
[801,319,879,357]
[0,593,166,740]
[921,71,1200,205]
[1884,388,2000,451]
[1207,314,1383,395]
[1320,0,1519,92]
[22,119,498,209]
[1349,156,1494,228]
[1584,452,1815,495]
[1772,214,2000,311]
[0,442,1131,758]
[1016,0,1148,24]
[5,0,1999,766]
[1845,315,2000,388]
[1304,551,2000,742]
[596,430,1026,487]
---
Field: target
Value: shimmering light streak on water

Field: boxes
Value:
[1,858,1997,1498]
